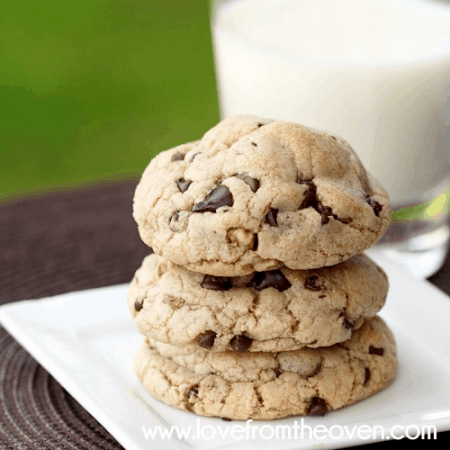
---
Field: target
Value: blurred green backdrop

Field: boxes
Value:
[0,0,220,200]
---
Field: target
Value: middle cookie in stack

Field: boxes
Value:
[129,115,396,420]
[129,252,388,353]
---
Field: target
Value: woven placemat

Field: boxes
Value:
[0,181,148,449]
[0,181,449,449]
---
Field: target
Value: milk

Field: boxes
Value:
[212,0,450,207]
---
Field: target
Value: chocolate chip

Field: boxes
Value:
[230,273,256,288]
[169,212,180,230]
[331,135,337,140]
[134,300,143,312]
[304,275,325,291]
[198,331,217,350]
[251,142,257,147]
[318,295,326,299]
[307,362,322,378]
[337,217,353,225]
[169,211,189,233]
[230,335,253,352]
[190,152,202,162]
[313,200,334,225]
[192,186,234,213]
[186,385,199,398]
[307,397,328,416]
[298,178,316,189]
[369,346,384,356]
[299,188,317,209]
[256,123,263,128]
[251,270,291,292]
[343,317,354,330]
[364,368,371,385]
[201,275,232,291]
[252,233,258,251]
[171,152,185,162]
[367,198,383,217]
[235,174,260,192]
[315,201,332,216]
[274,367,282,377]
[321,214,330,225]
[176,178,192,193]
[264,208,279,226]
[298,179,318,209]
[162,296,183,309]
[221,417,232,422]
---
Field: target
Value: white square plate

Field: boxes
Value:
[1,253,450,450]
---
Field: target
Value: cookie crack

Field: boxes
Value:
[253,386,265,414]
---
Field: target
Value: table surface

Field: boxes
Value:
[0,181,449,449]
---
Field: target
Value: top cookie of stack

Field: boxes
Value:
[133,115,391,276]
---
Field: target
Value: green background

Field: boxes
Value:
[1,0,447,221]
[0,0,219,201]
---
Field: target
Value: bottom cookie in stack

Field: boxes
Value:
[135,316,397,421]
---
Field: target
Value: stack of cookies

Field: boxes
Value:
[128,115,397,420]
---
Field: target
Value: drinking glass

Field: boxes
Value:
[210,0,450,278]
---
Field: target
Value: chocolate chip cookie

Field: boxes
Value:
[135,316,397,420]
[133,115,391,276]
[128,252,388,352]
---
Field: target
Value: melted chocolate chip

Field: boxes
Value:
[192,186,234,213]
[171,152,185,162]
[316,201,332,216]
[134,300,143,312]
[230,273,256,288]
[221,417,232,422]
[300,188,317,209]
[337,217,353,225]
[186,385,199,398]
[369,346,385,356]
[364,368,371,385]
[304,275,325,291]
[321,214,330,225]
[169,212,180,230]
[251,142,257,147]
[256,123,263,127]
[307,397,328,416]
[253,233,258,251]
[367,198,383,217]
[264,208,279,227]
[274,367,282,378]
[190,152,202,162]
[298,180,318,210]
[343,317,354,330]
[315,201,334,225]
[298,179,317,191]
[201,275,232,291]
[251,270,291,292]
[230,335,253,352]
[176,178,192,193]
[198,331,217,350]
[297,180,340,225]
[235,174,260,192]
[308,362,322,378]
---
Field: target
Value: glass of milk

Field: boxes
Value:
[210,0,450,278]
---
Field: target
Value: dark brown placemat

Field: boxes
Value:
[0,182,449,449]
[0,181,148,449]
